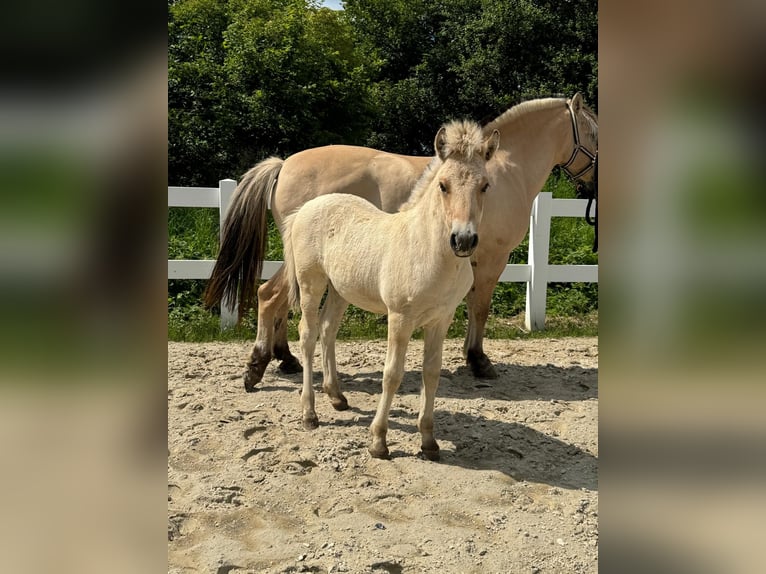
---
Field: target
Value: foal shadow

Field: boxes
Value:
[268,363,598,491]
[434,411,598,491]
[324,405,597,491]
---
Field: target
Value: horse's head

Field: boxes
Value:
[561,93,598,200]
[433,120,500,257]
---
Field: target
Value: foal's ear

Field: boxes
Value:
[434,126,448,161]
[570,92,583,113]
[483,129,500,162]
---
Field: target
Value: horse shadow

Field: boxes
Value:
[275,360,597,403]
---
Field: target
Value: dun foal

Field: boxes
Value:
[283,120,500,459]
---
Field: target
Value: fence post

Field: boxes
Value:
[525,192,553,331]
[218,179,238,329]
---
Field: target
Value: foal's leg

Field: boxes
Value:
[369,313,413,459]
[245,267,302,391]
[418,320,450,461]
[298,276,327,430]
[464,253,508,379]
[319,285,350,411]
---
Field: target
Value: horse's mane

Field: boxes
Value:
[484,96,598,140]
[579,105,598,140]
[399,119,485,211]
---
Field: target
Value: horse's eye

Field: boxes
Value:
[439,182,447,193]
[481,183,490,193]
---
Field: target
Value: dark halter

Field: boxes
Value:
[560,101,598,252]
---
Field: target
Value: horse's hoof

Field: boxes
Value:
[243,370,263,392]
[368,445,391,460]
[467,352,498,379]
[331,395,349,411]
[244,359,269,391]
[278,356,303,375]
[419,447,441,462]
[302,416,319,431]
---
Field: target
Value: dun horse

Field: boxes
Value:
[204,94,597,385]
[283,120,499,459]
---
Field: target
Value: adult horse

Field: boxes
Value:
[284,120,499,459]
[204,94,597,386]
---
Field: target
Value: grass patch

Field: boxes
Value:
[169,302,597,342]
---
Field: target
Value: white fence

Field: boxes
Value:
[169,179,598,331]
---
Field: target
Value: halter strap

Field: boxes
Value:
[560,101,597,180]
[561,100,598,252]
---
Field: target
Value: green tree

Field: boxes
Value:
[344,0,597,154]
[169,0,378,185]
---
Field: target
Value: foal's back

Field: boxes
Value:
[289,193,396,315]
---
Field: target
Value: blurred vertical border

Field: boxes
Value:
[0,1,166,572]
[600,2,766,573]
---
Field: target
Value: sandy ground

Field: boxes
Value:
[168,337,598,573]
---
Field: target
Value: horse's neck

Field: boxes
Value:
[495,106,570,201]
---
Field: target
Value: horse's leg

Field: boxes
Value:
[272,266,302,374]
[369,313,413,459]
[319,285,350,411]
[464,253,508,379]
[298,276,326,430]
[243,273,281,391]
[418,319,450,461]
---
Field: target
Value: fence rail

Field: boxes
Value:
[168,179,597,331]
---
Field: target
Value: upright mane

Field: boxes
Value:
[400,119,486,211]
[579,105,598,140]
[483,96,598,140]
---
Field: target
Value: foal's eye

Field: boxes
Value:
[481,183,490,193]
[439,182,447,193]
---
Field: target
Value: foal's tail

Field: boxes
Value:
[203,157,284,317]
[281,210,301,312]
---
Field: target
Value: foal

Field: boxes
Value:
[282,120,500,459]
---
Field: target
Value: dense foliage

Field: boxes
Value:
[168,0,598,339]
[169,0,597,181]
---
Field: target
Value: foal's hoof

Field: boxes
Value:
[467,351,498,379]
[302,415,319,431]
[368,445,391,460]
[278,355,303,375]
[330,395,349,411]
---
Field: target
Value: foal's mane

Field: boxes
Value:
[483,96,598,140]
[399,119,485,211]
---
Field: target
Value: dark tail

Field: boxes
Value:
[203,157,284,318]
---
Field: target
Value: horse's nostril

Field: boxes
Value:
[471,234,479,249]
[450,233,458,251]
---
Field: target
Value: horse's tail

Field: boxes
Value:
[203,157,284,317]
[281,210,301,311]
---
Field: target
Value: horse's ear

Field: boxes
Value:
[484,129,500,162]
[570,92,583,113]
[434,127,448,160]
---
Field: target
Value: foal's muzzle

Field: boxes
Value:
[450,230,479,257]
